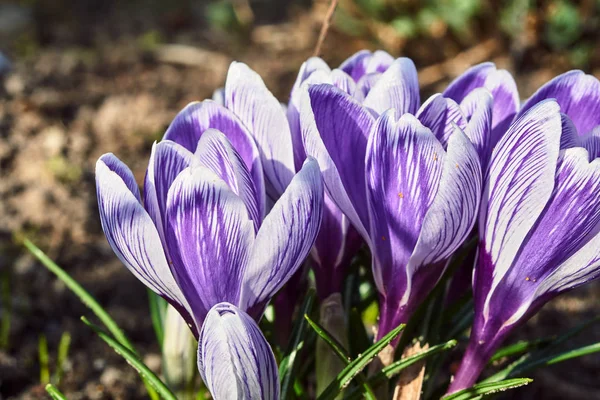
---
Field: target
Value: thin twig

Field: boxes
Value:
[313,0,339,57]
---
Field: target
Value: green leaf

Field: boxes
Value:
[148,290,167,346]
[45,383,68,400]
[24,239,159,400]
[304,314,376,400]
[38,334,50,384]
[55,331,72,384]
[345,339,457,400]
[81,316,177,400]
[279,288,316,399]
[490,338,549,363]
[317,323,405,400]
[442,378,533,400]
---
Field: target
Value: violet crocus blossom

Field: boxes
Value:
[300,58,483,342]
[288,51,397,298]
[199,302,279,400]
[96,126,323,338]
[448,73,600,392]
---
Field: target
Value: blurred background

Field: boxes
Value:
[1,0,600,398]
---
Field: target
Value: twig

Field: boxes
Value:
[313,0,339,57]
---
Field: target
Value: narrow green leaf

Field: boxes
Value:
[24,239,132,350]
[148,290,167,346]
[45,383,68,400]
[490,338,549,363]
[39,334,50,384]
[442,378,533,400]
[304,314,376,400]
[81,316,177,400]
[55,331,72,384]
[24,239,159,400]
[279,288,316,399]
[317,323,405,400]
[344,339,457,400]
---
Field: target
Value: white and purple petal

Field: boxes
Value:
[195,129,264,228]
[300,84,375,241]
[518,70,600,135]
[459,88,493,166]
[478,100,562,318]
[362,57,420,117]
[165,166,255,324]
[240,158,324,316]
[416,93,467,147]
[225,62,295,198]
[198,302,279,400]
[96,154,193,324]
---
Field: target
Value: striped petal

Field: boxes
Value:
[518,70,600,135]
[416,93,467,147]
[195,129,264,228]
[443,62,519,144]
[363,58,420,117]
[339,50,373,81]
[225,62,295,198]
[96,154,193,324]
[198,302,279,400]
[144,140,194,245]
[165,166,255,324]
[498,149,600,312]
[581,127,600,160]
[162,101,263,195]
[459,88,493,167]
[300,83,374,241]
[366,111,446,297]
[478,100,562,318]
[240,158,323,315]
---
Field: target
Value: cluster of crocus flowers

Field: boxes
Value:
[96,47,600,399]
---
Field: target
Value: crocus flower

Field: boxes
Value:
[96,125,323,337]
[199,302,279,400]
[448,72,600,392]
[300,56,483,343]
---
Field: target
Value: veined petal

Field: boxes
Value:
[459,88,493,166]
[96,154,192,320]
[479,101,562,318]
[195,129,264,228]
[225,62,295,197]
[300,84,374,241]
[366,111,445,295]
[505,149,600,298]
[365,50,395,74]
[339,50,373,81]
[354,72,381,103]
[144,140,195,245]
[443,63,519,143]
[330,69,356,95]
[363,57,420,117]
[240,158,324,314]
[198,302,279,400]
[290,57,331,98]
[560,113,580,149]
[165,166,255,324]
[409,126,482,273]
[581,127,600,160]
[416,93,467,147]
[212,88,225,106]
[518,70,600,135]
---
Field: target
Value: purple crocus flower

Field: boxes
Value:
[448,72,600,393]
[199,302,279,400]
[96,124,323,338]
[288,51,397,298]
[300,56,483,342]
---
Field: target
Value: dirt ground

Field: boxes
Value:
[1,1,600,399]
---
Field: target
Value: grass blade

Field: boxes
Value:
[39,334,50,384]
[81,316,177,400]
[344,339,457,400]
[317,323,405,400]
[24,239,159,400]
[55,331,72,384]
[279,288,316,399]
[304,314,376,400]
[442,378,533,400]
[45,383,68,400]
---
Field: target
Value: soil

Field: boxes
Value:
[1,1,599,399]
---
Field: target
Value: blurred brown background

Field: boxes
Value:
[1,0,600,398]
